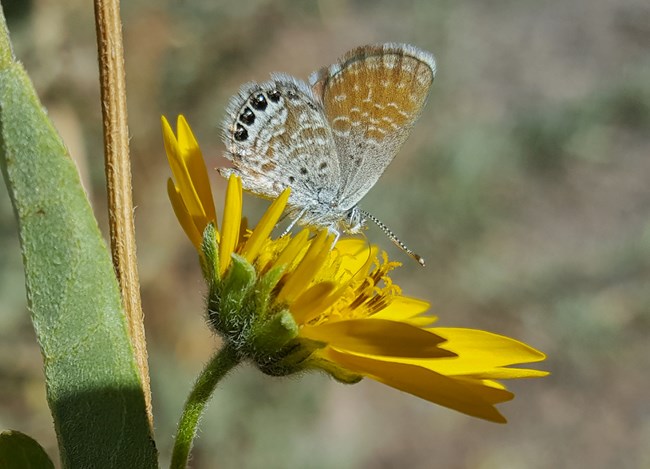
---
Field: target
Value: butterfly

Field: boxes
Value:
[219,43,436,265]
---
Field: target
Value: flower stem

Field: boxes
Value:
[170,342,240,469]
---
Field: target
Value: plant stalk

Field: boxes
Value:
[93,0,153,426]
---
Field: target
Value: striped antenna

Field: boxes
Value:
[359,209,425,267]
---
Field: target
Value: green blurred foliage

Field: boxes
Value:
[1,0,649,468]
[0,430,54,468]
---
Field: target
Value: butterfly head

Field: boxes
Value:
[342,206,366,234]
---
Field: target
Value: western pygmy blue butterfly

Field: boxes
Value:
[220,43,436,265]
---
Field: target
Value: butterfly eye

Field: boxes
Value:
[344,208,359,226]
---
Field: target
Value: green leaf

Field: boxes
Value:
[0,430,55,469]
[0,12,158,469]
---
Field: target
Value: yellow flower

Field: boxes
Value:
[162,115,547,423]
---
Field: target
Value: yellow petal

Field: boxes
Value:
[371,296,433,323]
[290,281,337,324]
[166,178,202,249]
[293,284,346,325]
[242,187,290,262]
[161,116,205,222]
[335,240,376,280]
[460,368,550,380]
[301,319,455,358]
[400,314,439,328]
[271,228,311,272]
[176,115,216,226]
[161,115,178,160]
[219,175,242,276]
[336,238,372,258]
[323,349,510,423]
[277,230,333,304]
[458,377,508,391]
[421,328,547,376]
[450,376,516,403]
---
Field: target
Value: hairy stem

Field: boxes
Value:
[171,343,240,469]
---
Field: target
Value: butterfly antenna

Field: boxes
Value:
[359,209,426,267]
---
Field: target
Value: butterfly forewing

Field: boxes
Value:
[221,74,341,208]
[310,43,436,210]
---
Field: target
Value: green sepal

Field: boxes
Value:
[221,253,257,315]
[222,254,257,301]
[206,253,256,336]
[254,335,325,377]
[199,223,219,283]
[254,265,286,315]
[305,355,364,384]
[0,430,55,469]
[248,309,299,357]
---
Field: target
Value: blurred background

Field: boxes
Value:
[1,0,649,467]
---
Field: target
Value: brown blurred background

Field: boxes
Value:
[1,0,649,467]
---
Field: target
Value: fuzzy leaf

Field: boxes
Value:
[0,430,55,469]
[0,13,157,469]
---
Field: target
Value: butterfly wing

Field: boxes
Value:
[221,74,341,213]
[310,43,436,210]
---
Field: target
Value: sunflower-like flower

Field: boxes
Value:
[162,115,547,431]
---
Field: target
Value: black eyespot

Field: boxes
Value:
[251,93,267,111]
[288,176,295,183]
[268,90,281,102]
[300,167,308,175]
[239,107,255,125]
[234,124,248,141]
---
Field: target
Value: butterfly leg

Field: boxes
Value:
[327,225,341,247]
[280,207,308,237]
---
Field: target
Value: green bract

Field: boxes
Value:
[201,224,325,377]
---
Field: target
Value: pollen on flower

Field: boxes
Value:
[288,246,399,327]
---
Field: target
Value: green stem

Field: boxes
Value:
[170,342,240,469]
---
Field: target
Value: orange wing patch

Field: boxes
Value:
[323,52,433,143]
